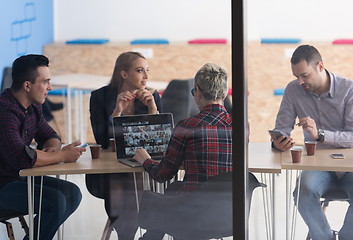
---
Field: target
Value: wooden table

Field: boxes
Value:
[281,146,353,240]
[20,151,143,177]
[281,147,353,171]
[20,144,283,240]
[249,142,281,173]
[20,150,143,240]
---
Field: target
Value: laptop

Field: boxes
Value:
[112,113,174,167]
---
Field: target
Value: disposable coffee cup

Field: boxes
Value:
[110,138,116,152]
[290,146,303,163]
[89,144,102,159]
[305,141,317,156]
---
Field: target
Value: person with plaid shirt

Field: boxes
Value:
[0,54,84,240]
[134,63,232,240]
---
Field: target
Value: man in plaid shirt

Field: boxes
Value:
[134,63,232,240]
[0,54,85,240]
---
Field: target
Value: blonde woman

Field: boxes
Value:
[88,52,162,240]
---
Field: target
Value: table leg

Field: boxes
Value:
[286,170,302,240]
[286,170,291,240]
[260,173,275,240]
[27,176,34,240]
[290,170,301,240]
[67,87,72,143]
[133,172,140,213]
[36,176,44,240]
[272,173,276,240]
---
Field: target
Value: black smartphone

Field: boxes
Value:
[269,130,287,142]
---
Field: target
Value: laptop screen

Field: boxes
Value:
[112,113,174,159]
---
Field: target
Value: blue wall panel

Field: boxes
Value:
[0,0,53,85]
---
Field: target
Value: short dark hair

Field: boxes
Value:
[291,45,322,67]
[11,54,49,92]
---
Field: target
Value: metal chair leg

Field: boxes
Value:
[19,215,29,235]
[101,218,113,240]
[306,232,311,240]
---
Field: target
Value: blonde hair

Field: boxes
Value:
[194,63,228,100]
[108,51,146,92]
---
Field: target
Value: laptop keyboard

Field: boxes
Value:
[127,158,139,163]
[127,156,162,163]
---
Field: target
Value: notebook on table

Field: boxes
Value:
[112,113,174,167]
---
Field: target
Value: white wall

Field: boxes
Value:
[54,0,353,42]
[54,0,231,42]
[248,0,353,41]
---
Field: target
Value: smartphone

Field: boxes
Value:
[78,143,88,148]
[331,153,345,159]
[268,130,287,142]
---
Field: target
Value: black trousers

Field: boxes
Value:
[105,172,143,240]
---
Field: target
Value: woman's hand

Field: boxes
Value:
[136,89,158,114]
[111,91,136,117]
[133,148,151,164]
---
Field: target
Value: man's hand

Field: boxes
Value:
[61,142,86,163]
[133,148,151,164]
[297,116,318,139]
[272,135,295,152]
[34,142,86,167]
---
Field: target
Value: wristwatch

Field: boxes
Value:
[316,129,325,142]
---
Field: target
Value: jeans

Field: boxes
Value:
[0,176,82,240]
[293,171,353,240]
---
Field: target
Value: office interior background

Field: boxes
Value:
[2,0,353,239]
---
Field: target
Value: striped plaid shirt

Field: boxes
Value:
[0,89,59,187]
[143,104,232,192]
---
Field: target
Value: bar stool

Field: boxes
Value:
[0,210,28,240]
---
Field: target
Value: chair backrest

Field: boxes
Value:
[162,78,232,125]
[139,172,264,240]
[161,79,199,125]
[1,67,12,94]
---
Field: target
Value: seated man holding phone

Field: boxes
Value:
[271,45,353,240]
[0,54,85,240]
